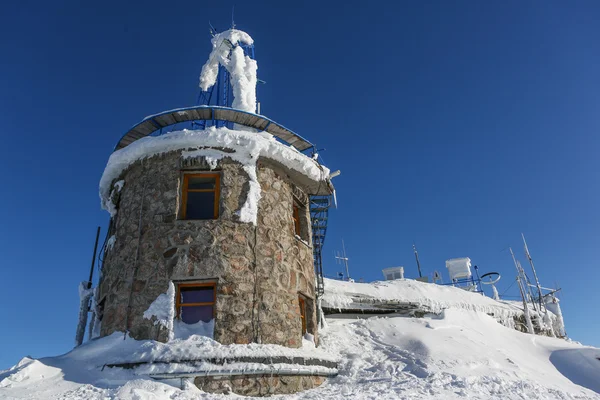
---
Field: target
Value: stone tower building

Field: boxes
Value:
[91,29,337,395]
[94,28,335,353]
[97,128,333,347]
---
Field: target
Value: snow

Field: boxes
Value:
[173,319,214,340]
[75,282,94,346]
[547,295,567,337]
[446,257,472,280]
[106,235,116,251]
[2,310,599,399]
[100,127,330,224]
[199,29,257,113]
[316,310,600,399]
[105,180,124,217]
[143,282,175,340]
[322,277,525,326]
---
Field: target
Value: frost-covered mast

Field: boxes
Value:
[509,248,534,334]
[196,26,257,125]
[522,233,545,312]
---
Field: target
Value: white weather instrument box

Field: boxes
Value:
[445,257,472,281]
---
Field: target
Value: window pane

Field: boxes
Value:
[180,286,214,304]
[181,305,213,324]
[186,191,215,219]
[187,176,216,190]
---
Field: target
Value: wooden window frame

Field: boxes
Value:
[298,296,307,335]
[292,203,301,237]
[181,173,220,220]
[175,282,217,320]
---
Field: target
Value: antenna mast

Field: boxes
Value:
[413,243,423,278]
[335,239,351,281]
[522,233,545,312]
[509,247,535,334]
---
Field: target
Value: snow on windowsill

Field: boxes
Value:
[294,234,312,249]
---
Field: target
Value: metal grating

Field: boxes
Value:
[310,195,331,297]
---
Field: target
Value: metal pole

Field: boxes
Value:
[342,240,350,280]
[473,265,483,294]
[88,226,101,289]
[413,244,423,278]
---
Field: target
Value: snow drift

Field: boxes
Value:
[1,310,598,399]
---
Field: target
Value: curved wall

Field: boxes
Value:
[97,150,317,347]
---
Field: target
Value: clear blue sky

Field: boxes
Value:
[1,0,599,369]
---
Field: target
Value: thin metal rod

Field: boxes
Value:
[413,244,423,278]
[88,227,101,289]
[342,240,350,280]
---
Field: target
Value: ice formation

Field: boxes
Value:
[106,235,116,251]
[143,282,175,341]
[199,29,257,113]
[105,180,124,217]
[99,127,330,225]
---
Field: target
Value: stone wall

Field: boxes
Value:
[98,150,317,347]
[194,375,326,396]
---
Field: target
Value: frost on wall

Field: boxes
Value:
[143,282,176,341]
[199,29,257,114]
[99,127,330,225]
[103,180,124,218]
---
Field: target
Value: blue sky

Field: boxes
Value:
[1,0,599,369]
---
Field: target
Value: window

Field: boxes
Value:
[293,199,310,242]
[181,173,220,220]
[175,282,216,324]
[298,296,307,335]
[292,203,301,236]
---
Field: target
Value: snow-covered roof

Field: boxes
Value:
[100,127,333,221]
[322,277,524,320]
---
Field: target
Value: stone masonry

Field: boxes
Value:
[97,150,318,348]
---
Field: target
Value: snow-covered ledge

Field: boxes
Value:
[99,126,331,224]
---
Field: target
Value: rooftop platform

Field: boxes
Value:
[115,106,314,152]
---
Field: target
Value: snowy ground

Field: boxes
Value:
[1,309,599,399]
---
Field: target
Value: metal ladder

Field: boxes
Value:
[310,195,331,297]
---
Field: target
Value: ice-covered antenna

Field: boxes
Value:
[231,5,236,29]
[335,240,350,281]
[509,247,534,333]
[522,233,545,312]
[208,22,217,37]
